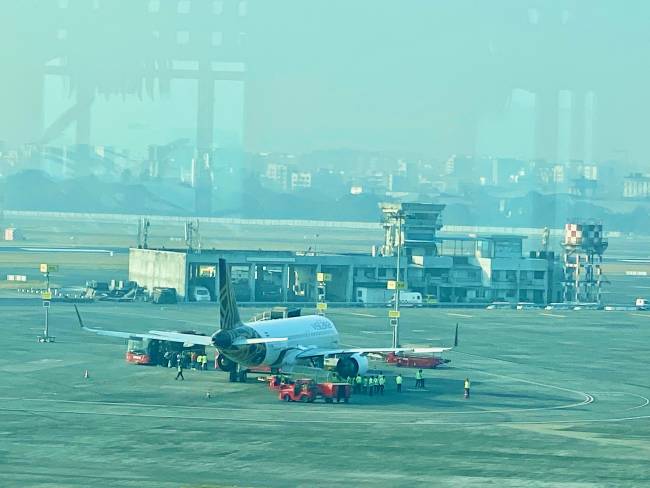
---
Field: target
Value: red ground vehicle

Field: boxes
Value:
[267,375,287,391]
[385,352,449,369]
[278,380,351,403]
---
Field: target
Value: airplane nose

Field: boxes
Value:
[212,330,232,348]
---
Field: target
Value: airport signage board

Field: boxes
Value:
[316,272,332,282]
[40,264,59,273]
[387,281,405,290]
[316,302,328,310]
[42,291,52,300]
[42,301,51,308]
[388,310,401,318]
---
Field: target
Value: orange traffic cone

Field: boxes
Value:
[84,369,89,379]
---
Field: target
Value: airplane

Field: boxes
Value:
[75,259,457,382]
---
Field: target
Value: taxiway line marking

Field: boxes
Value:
[629,313,649,318]
[349,312,378,318]
[590,391,650,411]
[5,404,650,427]
[625,394,650,410]
[541,313,567,318]
[446,313,473,318]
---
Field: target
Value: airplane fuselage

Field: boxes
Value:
[215,315,339,369]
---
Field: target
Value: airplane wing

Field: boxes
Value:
[295,345,452,360]
[296,324,458,359]
[147,330,214,345]
[75,306,214,345]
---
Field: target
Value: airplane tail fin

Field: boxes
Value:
[454,323,459,347]
[218,258,242,330]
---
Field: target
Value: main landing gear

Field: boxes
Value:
[228,365,247,383]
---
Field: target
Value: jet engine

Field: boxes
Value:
[335,353,368,378]
[216,353,237,372]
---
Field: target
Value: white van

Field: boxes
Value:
[388,292,423,307]
[191,286,211,302]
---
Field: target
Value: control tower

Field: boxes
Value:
[380,202,445,260]
[562,221,608,304]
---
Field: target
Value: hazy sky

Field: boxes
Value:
[3,1,650,164]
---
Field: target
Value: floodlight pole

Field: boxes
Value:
[44,270,50,340]
[393,212,403,348]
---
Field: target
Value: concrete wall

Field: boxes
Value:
[129,249,187,299]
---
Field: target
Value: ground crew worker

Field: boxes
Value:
[336,384,344,403]
[369,376,375,396]
[175,352,182,368]
[355,374,362,394]
[175,361,185,381]
[202,354,208,371]
[396,373,403,392]
[362,376,369,394]
[415,369,424,389]
[191,351,198,370]
[378,372,386,395]
[464,377,471,399]
[346,376,353,387]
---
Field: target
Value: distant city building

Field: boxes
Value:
[264,163,289,191]
[570,177,597,198]
[290,171,312,191]
[492,158,523,186]
[623,173,650,199]
[552,164,565,184]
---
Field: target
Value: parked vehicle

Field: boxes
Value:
[636,297,648,310]
[356,287,393,306]
[278,379,351,403]
[388,291,423,307]
[386,352,449,369]
[152,287,177,304]
[191,285,211,302]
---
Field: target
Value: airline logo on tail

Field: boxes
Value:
[218,259,241,330]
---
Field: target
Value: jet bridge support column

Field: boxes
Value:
[346,265,354,303]
[281,264,289,303]
[248,264,256,302]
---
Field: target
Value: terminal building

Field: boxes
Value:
[129,203,564,305]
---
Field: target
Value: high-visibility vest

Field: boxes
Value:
[355,375,362,384]
[396,375,403,384]
[464,380,470,389]
[363,378,369,386]
[415,371,423,380]
[378,376,385,386]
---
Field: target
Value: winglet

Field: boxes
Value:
[454,323,459,347]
